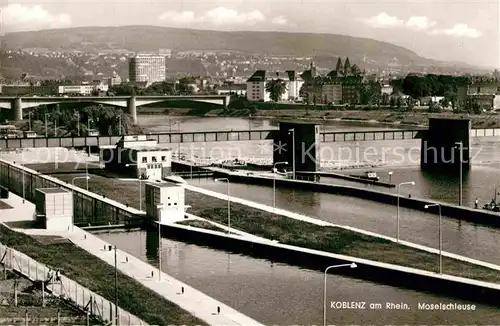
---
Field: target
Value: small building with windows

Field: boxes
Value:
[100,135,172,181]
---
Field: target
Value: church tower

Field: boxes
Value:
[335,57,343,74]
[310,61,317,78]
[344,57,351,75]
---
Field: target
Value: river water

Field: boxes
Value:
[96,230,500,325]
[138,115,500,207]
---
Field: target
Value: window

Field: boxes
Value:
[152,156,157,162]
[141,157,147,163]
[161,156,166,162]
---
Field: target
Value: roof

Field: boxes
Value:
[128,146,172,152]
[247,70,302,82]
[218,84,246,91]
[247,70,266,82]
[37,188,70,194]
[145,180,182,188]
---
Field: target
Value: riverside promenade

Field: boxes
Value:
[171,179,500,273]
[22,227,263,326]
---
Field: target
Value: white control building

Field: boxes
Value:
[145,181,190,224]
[35,188,74,231]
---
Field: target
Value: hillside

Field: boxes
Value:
[3,26,427,63]
[0,26,488,79]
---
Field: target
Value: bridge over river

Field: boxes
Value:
[1,127,499,150]
[0,95,230,123]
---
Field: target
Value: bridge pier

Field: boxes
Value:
[127,96,137,124]
[12,97,23,121]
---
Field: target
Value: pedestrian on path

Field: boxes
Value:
[55,269,61,282]
[475,198,479,209]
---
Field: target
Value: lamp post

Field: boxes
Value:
[87,118,91,134]
[273,161,288,211]
[71,176,90,231]
[85,160,89,191]
[118,115,122,136]
[388,171,393,184]
[323,263,357,326]
[22,168,25,203]
[114,245,118,326]
[125,163,143,211]
[72,176,90,187]
[76,112,80,136]
[495,185,500,203]
[44,113,50,138]
[424,203,442,274]
[156,204,164,281]
[288,128,295,180]
[28,111,32,131]
[215,178,230,232]
[397,181,415,242]
[454,141,463,206]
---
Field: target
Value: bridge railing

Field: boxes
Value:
[0,159,145,226]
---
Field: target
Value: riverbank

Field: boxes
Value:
[139,106,500,129]
[47,173,500,285]
[0,224,206,325]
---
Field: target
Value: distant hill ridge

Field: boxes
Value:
[0,25,488,73]
[3,26,421,61]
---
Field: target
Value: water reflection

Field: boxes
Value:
[97,231,500,325]
[190,178,500,265]
[137,115,408,133]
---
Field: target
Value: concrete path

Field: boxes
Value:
[180,183,500,273]
[20,227,263,326]
[180,213,273,241]
[0,191,36,223]
[2,191,262,325]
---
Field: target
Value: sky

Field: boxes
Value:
[2,0,499,69]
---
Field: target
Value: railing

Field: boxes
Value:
[0,240,147,325]
[0,159,145,226]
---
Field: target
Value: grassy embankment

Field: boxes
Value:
[0,224,206,325]
[176,219,227,232]
[49,172,500,285]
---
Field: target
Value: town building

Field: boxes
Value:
[457,81,500,110]
[100,135,172,181]
[58,81,108,96]
[380,84,393,95]
[108,72,122,86]
[145,182,189,224]
[129,54,166,84]
[246,70,304,102]
[216,84,246,96]
[159,48,172,58]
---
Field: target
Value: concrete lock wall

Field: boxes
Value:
[0,159,144,226]
[158,223,500,307]
[273,122,320,178]
[421,118,471,172]
[211,172,500,228]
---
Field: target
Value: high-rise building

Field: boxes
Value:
[129,54,166,84]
